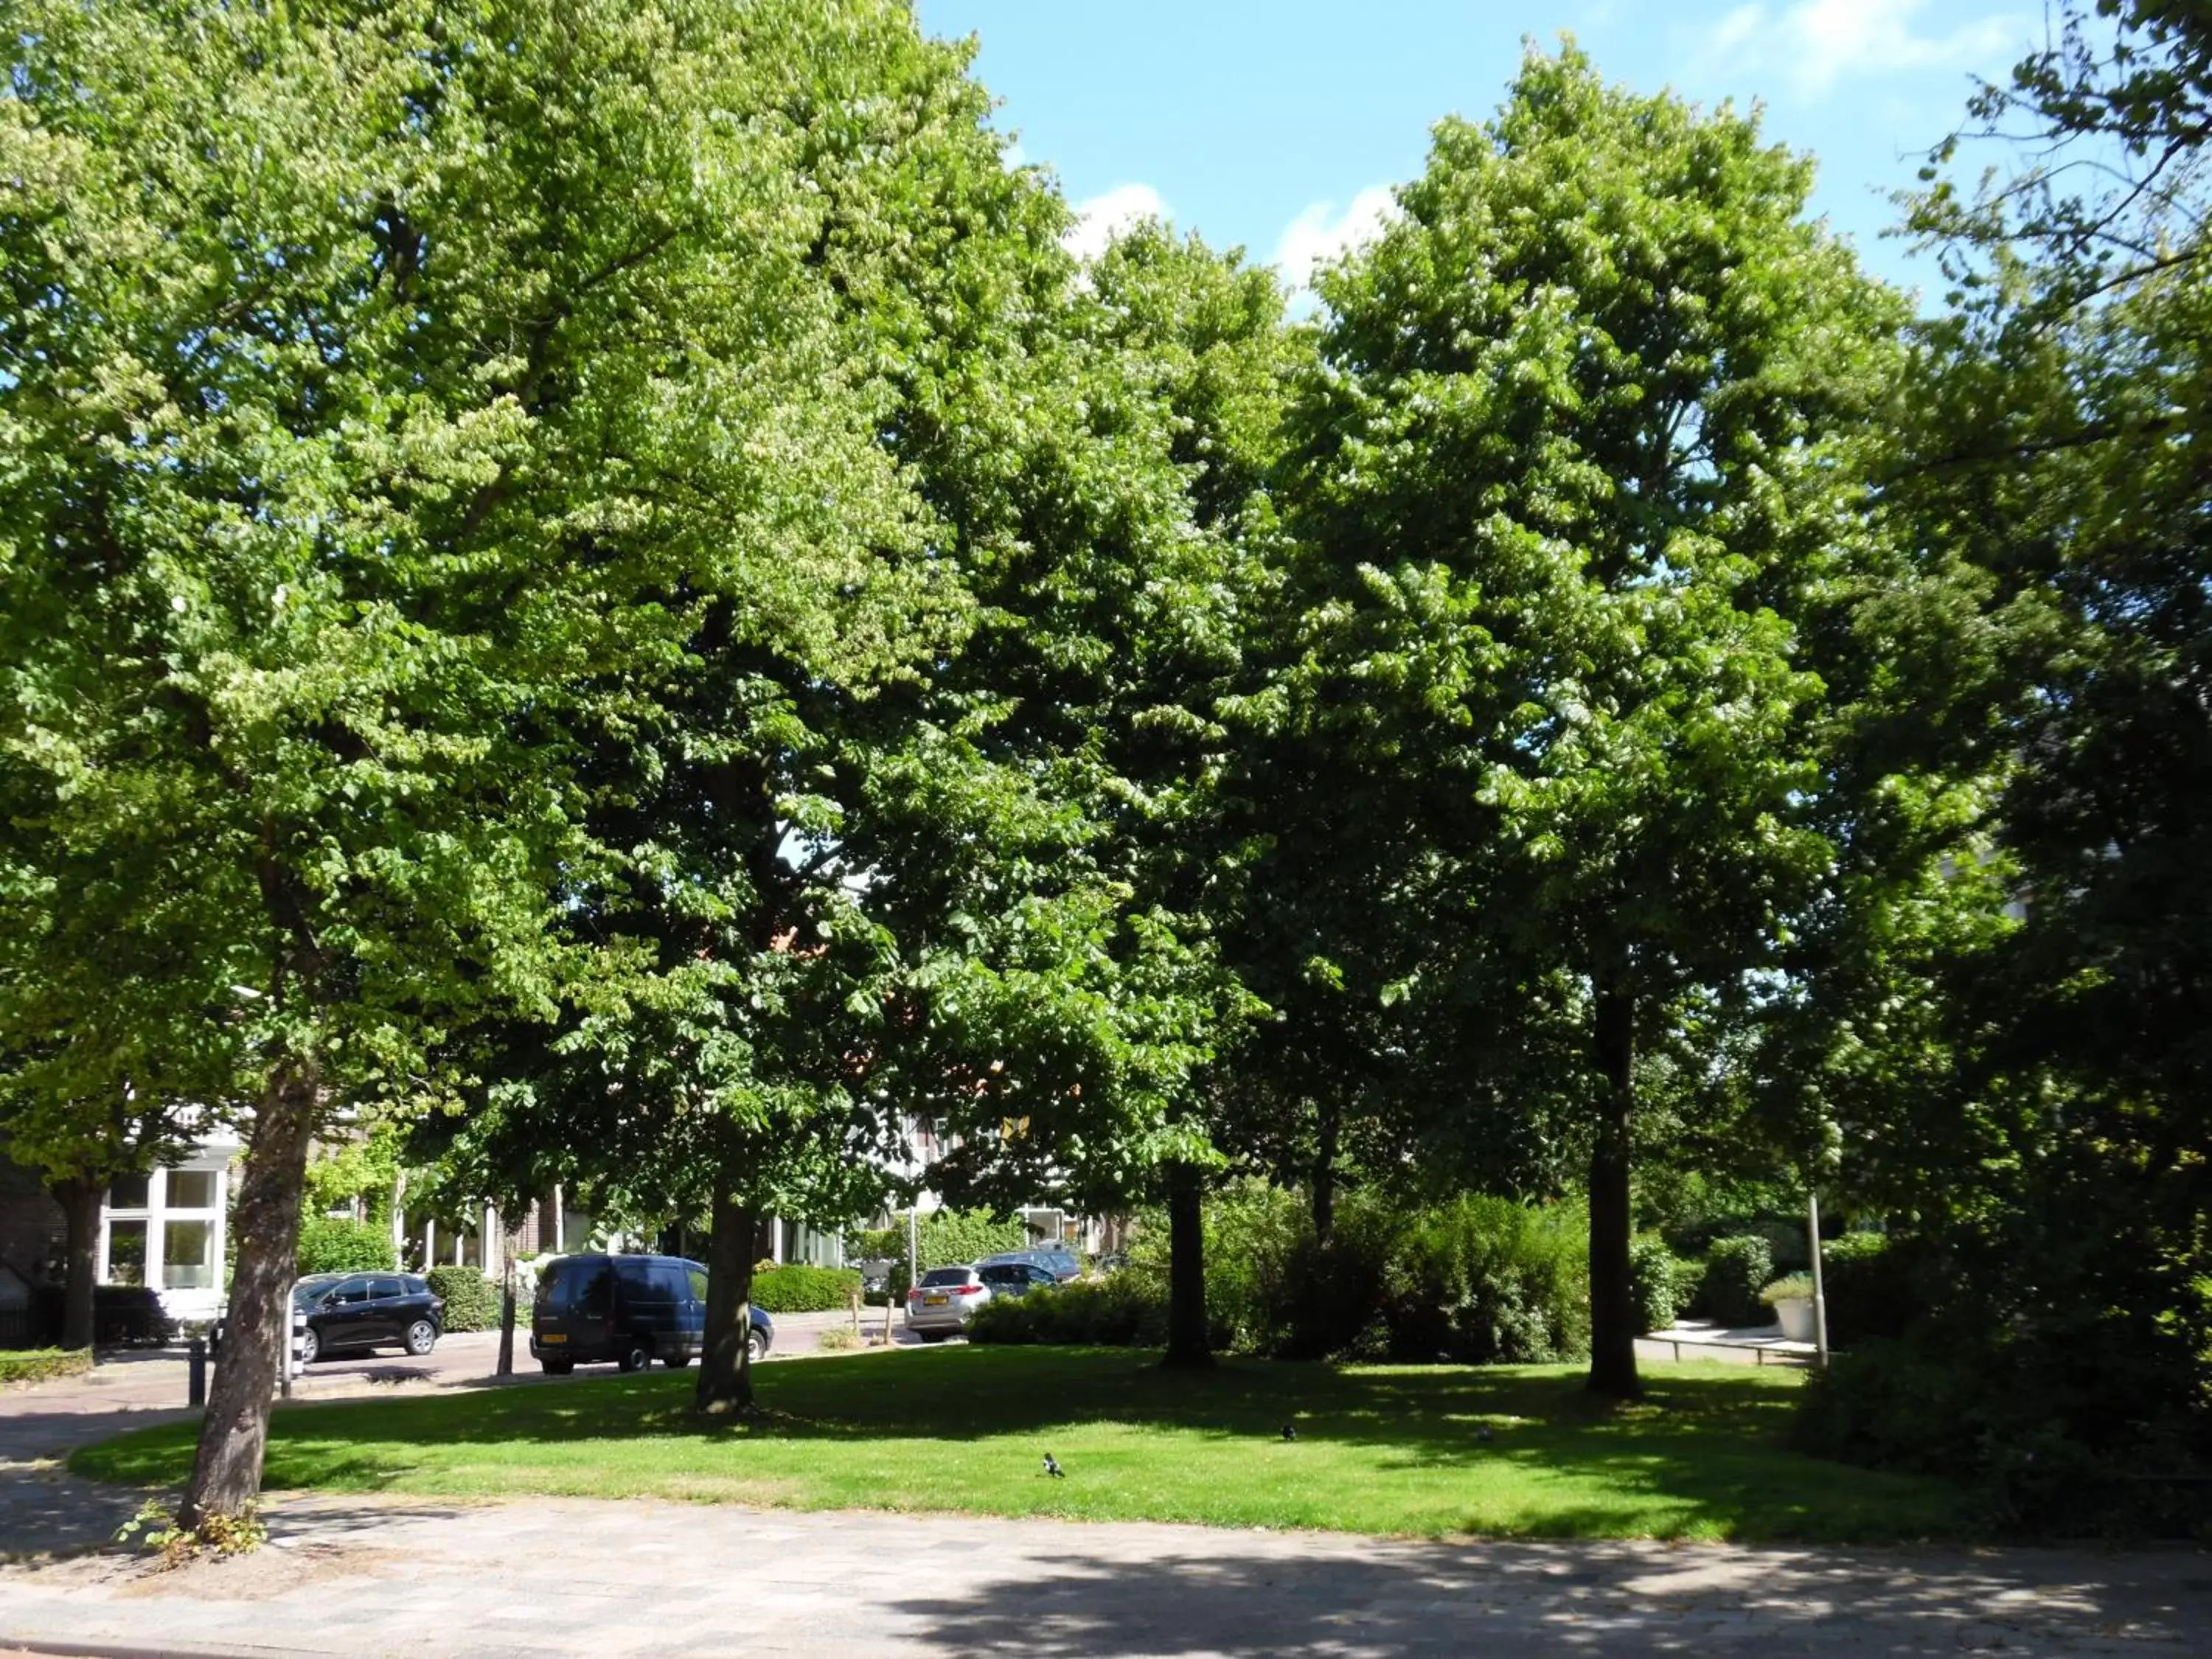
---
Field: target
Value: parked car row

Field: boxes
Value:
[223,1242,1085,1366]
[904,1246,1086,1340]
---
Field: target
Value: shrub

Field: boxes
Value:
[93,1284,175,1347]
[1374,1195,1589,1364]
[0,1347,92,1385]
[815,1324,859,1352]
[296,1216,396,1276]
[1760,1272,1815,1306]
[425,1265,500,1332]
[848,1209,1029,1273]
[1630,1234,1688,1335]
[1815,1230,1928,1347]
[1699,1234,1774,1327]
[750,1265,863,1313]
[967,1273,1172,1347]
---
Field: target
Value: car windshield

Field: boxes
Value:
[978,1266,1029,1284]
[919,1267,973,1287]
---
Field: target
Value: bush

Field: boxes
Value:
[94,1284,175,1347]
[1760,1272,1815,1306]
[967,1273,1171,1347]
[0,1346,92,1385]
[815,1324,858,1352]
[750,1265,863,1313]
[296,1216,396,1276]
[1815,1230,1929,1347]
[1699,1234,1774,1327]
[1200,1186,1588,1365]
[425,1265,501,1332]
[1630,1234,1688,1335]
[1373,1195,1589,1365]
[848,1209,1029,1273]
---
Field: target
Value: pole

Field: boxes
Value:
[906,1208,919,1293]
[281,1283,302,1400]
[1807,1187,1829,1368]
[187,1336,207,1408]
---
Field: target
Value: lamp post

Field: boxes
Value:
[1807,1188,1829,1368]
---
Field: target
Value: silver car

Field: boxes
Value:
[904,1265,990,1340]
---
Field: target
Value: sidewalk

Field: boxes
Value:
[1637,1320,1822,1366]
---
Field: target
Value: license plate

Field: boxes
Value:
[924,1295,948,1307]
[540,1332,566,1343]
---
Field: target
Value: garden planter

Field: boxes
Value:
[1773,1296,1817,1343]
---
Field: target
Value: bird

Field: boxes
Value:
[1043,1453,1065,1478]
[1279,1422,1297,1441]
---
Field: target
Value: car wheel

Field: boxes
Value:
[663,1352,692,1368]
[618,1338,653,1373]
[297,1326,319,1366]
[918,1331,946,1343]
[403,1319,438,1357]
[744,1329,765,1363]
[541,1359,574,1376]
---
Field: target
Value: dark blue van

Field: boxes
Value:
[530,1253,773,1375]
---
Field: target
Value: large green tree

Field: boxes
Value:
[1795,0,2212,1512]
[1284,46,1911,1398]
[0,0,925,1520]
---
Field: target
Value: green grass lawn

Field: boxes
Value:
[72,1347,1961,1543]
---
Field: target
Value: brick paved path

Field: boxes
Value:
[0,1495,2206,1657]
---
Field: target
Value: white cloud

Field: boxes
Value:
[1703,0,2028,96]
[1062,182,1168,262]
[1271,186,1397,293]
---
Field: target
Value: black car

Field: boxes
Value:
[978,1247,1084,1284]
[530,1253,775,1375]
[975,1259,1060,1298]
[291,1272,444,1363]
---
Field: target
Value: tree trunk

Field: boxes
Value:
[1312,1096,1339,1245]
[695,1183,759,1416]
[179,1057,320,1528]
[1587,975,1641,1401]
[1161,1160,1212,1371]
[55,1175,102,1353]
[496,1220,521,1377]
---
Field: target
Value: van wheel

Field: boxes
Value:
[541,1359,574,1376]
[618,1340,653,1373]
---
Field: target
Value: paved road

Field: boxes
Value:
[1,1495,2208,1657]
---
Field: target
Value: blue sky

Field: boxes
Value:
[914,1,2049,305]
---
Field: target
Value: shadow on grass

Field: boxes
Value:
[66,1349,1958,1543]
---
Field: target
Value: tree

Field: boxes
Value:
[1793,0,2212,1510]
[0,0,920,1522]
[1284,45,1910,1398]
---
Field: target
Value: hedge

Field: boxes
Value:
[1630,1234,1690,1335]
[425,1266,501,1332]
[750,1265,863,1313]
[982,1182,1590,1365]
[1698,1234,1775,1328]
[0,1347,92,1385]
[967,1275,1170,1347]
[296,1215,396,1276]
